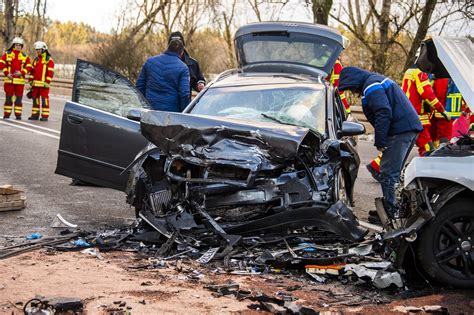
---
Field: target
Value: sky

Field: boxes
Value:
[47,0,126,33]
[46,0,472,37]
[46,0,314,33]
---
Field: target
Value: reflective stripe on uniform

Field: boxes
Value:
[361,78,394,106]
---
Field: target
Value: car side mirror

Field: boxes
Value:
[337,121,366,137]
[127,108,142,121]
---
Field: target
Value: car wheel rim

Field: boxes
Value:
[335,170,347,204]
[433,214,474,280]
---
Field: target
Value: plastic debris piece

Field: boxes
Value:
[196,247,219,264]
[348,244,373,256]
[73,239,90,247]
[51,213,78,228]
[25,232,42,240]
[305,264,345,276]
[344,263,403,289]
[298,242,317,252]
[306,270,326,283]
[81,248,103,260]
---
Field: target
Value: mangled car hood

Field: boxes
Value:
[140,110,320,172]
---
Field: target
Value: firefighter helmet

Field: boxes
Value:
[11,37,24,46]
[34,41,48,50]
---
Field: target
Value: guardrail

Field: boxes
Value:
[52,78,73,89]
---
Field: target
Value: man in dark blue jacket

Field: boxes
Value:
[339,67,423,219]
[136,39,190,112]
[168,32,206,93]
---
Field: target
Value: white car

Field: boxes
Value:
[385,37,473,288]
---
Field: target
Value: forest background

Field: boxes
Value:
[0,0,472,83]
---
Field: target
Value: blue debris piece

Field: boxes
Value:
[73,239,90,247]
[25,232,42,240]
[298,242,317,252]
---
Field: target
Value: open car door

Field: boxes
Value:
[55,59,149,191]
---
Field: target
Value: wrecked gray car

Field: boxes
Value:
[56,22,367,245]
[125,22,367,243]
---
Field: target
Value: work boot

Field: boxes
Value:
[40,117,48,121]
[28,116,39,120]
[15,116,21,120]
[2,116,9,119]
[366,163,381,183]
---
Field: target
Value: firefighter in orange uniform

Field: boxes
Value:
[431,77,465,144]
[402,65,449,155]
[28,41,54,121]
[327,58,351,114]
[0,37,32,119]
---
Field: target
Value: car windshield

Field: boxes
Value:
[190,84,326,135]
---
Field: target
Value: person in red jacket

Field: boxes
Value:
[28,41,54,121]
[0,37,32,119]
[327,58,351,114]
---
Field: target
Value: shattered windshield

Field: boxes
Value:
[190,84,326,135]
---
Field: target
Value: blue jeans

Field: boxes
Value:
[379,131,418,215]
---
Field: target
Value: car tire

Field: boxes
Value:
[417,197,474,288]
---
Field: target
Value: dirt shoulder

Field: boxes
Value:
[1,250,473,314]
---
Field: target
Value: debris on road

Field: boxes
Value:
[0,233,80,259]
[25,232,42,240]
[23,296,83,314]
[50,213,78,228]
[392,305,448,314]
[0,185,26,212]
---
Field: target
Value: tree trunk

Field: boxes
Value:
[371,0,391,73]
[2,0,16,46]
[403,0,437,71]
[312,0,333,25]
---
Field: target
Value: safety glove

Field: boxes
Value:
[441,111,451,121]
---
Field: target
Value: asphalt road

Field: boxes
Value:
[0,94,384,239]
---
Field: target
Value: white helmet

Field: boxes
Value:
[34,41,48,50]
[11,37,24,46]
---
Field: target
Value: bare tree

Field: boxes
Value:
[312,0,333,25]
[332,0,473,76]
[1,0,19,45]
[402,0,436,70]
[221,0,237,67]
[332,0,425,74]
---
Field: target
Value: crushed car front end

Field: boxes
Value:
[125,109,367,245]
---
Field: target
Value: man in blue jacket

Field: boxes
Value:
[136,39,190,112]
[339,67,423,220]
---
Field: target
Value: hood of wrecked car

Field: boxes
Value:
[417,37,473,109]
[140,110,320,171]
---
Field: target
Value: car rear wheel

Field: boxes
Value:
[417,198,474,288]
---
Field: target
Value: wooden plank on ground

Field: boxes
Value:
[0,185,23,195]
[0,185,26,211]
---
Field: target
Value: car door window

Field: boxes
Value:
[333,88,346,131]
[72,59,150,117]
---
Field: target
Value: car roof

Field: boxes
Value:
[234,21,345,48]
[210,72,325,88]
